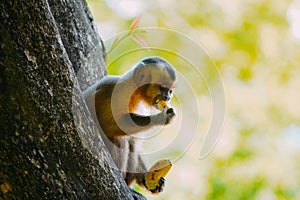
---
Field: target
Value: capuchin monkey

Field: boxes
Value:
[83,56,176,195]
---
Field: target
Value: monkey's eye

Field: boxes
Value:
[159,86,167,92]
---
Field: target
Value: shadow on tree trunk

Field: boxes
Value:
[0,0,146,199]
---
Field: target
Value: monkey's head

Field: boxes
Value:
[133,57,176,108]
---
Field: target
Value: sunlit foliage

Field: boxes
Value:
[88,0,300,199]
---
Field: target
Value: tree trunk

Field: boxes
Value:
[0,1,144,199]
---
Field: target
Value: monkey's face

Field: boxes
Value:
[153,84,173,103]
[137,83,174,109]
[133,57,176,108]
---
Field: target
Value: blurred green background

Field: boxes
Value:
[87,0,300,199]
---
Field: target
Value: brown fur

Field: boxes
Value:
[83,57,176,192]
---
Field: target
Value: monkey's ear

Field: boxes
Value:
[133,65,151,86]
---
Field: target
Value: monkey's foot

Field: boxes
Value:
[144,159,172,194]
[149,177,165,193]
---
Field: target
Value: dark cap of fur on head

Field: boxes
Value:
[137,56,176,81]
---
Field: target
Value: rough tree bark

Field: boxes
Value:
[0,0,145,199]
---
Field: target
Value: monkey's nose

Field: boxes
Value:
[163,95,170,101]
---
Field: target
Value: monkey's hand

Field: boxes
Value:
[146,177,165,194]
[165,108,176,124]
[151,107,175,125]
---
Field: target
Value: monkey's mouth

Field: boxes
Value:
[153,95,169,110]
[152,95,162,106]
[152,97,160,108]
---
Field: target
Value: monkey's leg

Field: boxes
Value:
[125,140,147,186]
[104,136,130,178]
[132,154,148,186]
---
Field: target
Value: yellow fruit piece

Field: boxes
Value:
[145,159,172,191]
[155,100,170,111]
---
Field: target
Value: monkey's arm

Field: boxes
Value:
[116,108,175,135]
[130,108,175,126]
[129,113,151,126]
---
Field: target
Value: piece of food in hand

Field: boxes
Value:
[145,159,172,192]
[155,100,171,111]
